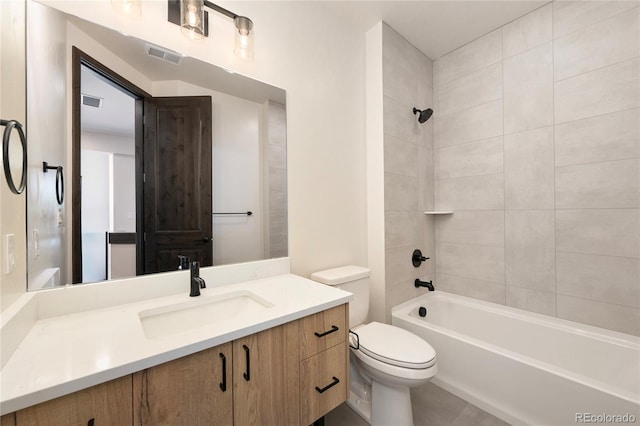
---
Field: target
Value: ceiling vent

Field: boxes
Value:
[145,43,184,65]
[82,94,103,108]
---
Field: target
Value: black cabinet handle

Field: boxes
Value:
[219,352,227,392]
[87,419,95,426]
[315,377,340,394]
[314,325,339,338]
[243,344,250,381]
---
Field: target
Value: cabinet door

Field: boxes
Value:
[133,343,232,426]
[16,375,132,426]
[233,321,300,426]
[300,342,348,426]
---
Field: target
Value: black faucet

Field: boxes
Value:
[190,261,206,297]
[415,279,434,291]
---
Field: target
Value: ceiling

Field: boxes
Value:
[324,1,549,59]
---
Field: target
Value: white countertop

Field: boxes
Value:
[0,270,352,415]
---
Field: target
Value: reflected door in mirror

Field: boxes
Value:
[143,96,213,273]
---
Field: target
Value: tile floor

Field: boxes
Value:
[324,382,510,426]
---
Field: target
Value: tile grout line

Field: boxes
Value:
[501,26,508,307]
[552,2,558,319]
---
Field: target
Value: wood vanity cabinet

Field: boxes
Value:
[133,342,233,425]
[299,304,349,426]
[6,304,349,426]
[233,321,301,426]
[14,375,132,426]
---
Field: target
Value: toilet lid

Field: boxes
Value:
[354,322,436,369]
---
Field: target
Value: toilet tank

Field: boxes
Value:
[310,265,370,327]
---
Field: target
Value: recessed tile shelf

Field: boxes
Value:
[424,211,454,215]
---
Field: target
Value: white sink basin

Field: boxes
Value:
[139,290,274,339]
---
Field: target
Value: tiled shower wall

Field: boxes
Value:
[433,2,640,335]
[382,24,435,318]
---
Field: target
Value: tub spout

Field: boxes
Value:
[415,279,434,291]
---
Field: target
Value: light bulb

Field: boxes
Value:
[234,17,254,61]
[180,0,204,40]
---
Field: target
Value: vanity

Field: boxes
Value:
[0,259,353,425]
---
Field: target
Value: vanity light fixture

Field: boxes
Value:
[168,0,255,61]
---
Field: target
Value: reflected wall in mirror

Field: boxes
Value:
[26,1,287,290]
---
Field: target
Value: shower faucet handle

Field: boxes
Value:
[412,249,429,267]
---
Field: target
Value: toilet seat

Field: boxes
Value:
[352,322,436,369]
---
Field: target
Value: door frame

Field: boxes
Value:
[71,47,150,283]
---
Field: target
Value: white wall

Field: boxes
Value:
[0,0,28,311]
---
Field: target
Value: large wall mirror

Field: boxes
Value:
[26,1,287,291]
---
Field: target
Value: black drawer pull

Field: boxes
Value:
[314,325,339,338]
[315,377,340,394]
[219,352,227,392]
[87,419,95,426]
[243,344,251,381]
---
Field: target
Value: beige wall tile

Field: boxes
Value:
[506,286,556,316]
[555,159,640,209]
[554,8,639,81]
[504,127,555,210]
[557,252,640,308]
[385,246,431,287]
[556,209,640,258]
[434,62,502,116]
[434,29,502,87]
[434,100,503,149]
[385,210,420,249]
[436,242,505,284]
[557,295,640,336]
[503,4,552,59]
[504,43,554,134]
[553,1,639,39]
[384,134,419,177]
[505,210,555,292]
[436,272,506,304]
[386,279,421,315]
[435,173,504,211]
[555,109,640,166]
[385,172,418,211]
[418,146,434,211]
[435,136,503,180]
[555,58,640,124]
[384,95,424,144]
[436,210,505,247]
[383,23,430,107]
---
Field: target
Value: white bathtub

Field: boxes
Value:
[392,291,640,426]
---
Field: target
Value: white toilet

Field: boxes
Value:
[310,265,437,426]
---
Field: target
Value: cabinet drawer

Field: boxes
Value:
[300,342,348,426]
[300,304,347,360]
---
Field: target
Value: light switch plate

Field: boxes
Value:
[4,234,15,274]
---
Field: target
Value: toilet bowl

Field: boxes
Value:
[310,266,437,426]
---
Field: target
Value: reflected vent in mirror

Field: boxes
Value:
[81,94,103,108]
[145,43,184,65]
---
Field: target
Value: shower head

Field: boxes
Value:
[413,107,433,124]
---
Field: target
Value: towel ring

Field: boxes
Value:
[1,119,27,195]
[43,162,64,205]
